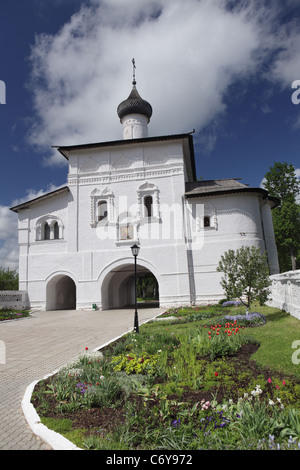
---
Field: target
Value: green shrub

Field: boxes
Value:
[111,352,159,375]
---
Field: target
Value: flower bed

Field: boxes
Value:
[0,308,30,321]
[221,312,267,327]
[222,300,243,307]
[31,305,300,451]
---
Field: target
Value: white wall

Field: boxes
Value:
[19,138,193,310]
[187,192,278,303]
[267,270,300,320]
[17,137,279,311]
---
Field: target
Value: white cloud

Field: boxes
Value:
[25,0,300,165]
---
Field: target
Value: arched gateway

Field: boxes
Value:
[100,259,160,310]
[46,274,76,311]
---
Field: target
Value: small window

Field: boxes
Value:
[204,216,210,227]
[144,196,153,218]
[44,223,50,240]
[98,201,108,222]
[53,222,59,240]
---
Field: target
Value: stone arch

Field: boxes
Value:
[46,273,77,311]
[99,258,160,310]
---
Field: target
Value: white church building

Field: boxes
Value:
[11,71,279,311]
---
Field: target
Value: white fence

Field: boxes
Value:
[0,291,30,310]
[267,270,300,320]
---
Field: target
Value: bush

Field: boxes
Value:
[111,352,159,375]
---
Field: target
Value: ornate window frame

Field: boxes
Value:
[137,182,160,221]
[35,215,64,241]
[90,187,115,227]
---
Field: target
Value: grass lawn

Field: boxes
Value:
[31,303,300,451]
[241,305,300,378]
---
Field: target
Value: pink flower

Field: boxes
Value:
[268,378,272,384]
[282,380,286,386]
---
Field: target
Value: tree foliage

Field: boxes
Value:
[137,274,158,300]
[263,162,300,271]
[0,267,19,290]
[217,246,271,310]
[263,162,300,202]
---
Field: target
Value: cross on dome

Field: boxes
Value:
[117,59,152,123]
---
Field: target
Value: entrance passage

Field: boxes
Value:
[101,264,159,310]
[46,275,76,311]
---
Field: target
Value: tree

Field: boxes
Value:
[217,246,271,311]
[263,162,300,271]
[137,274,158,300]
[0,267,19,290]
[272,201,300,272]
[263,162,299,202]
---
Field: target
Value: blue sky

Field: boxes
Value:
[0,0,300,269]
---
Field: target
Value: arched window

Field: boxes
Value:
[53,222,59,239]
[137,182,160,220]
[36,216,64,241]
[44,222,51,240]
[98,201,108,222]
[90,187,114,227]
[144,196,153,218]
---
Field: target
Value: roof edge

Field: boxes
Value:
[53,133,195,160]
[185,186,280,208]
[10,186,70,213]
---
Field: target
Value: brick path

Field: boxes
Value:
[0,307,164,450]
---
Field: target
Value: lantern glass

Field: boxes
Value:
[131,244,140,257]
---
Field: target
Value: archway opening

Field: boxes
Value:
[101,264,159,310]
[46,275,76,311]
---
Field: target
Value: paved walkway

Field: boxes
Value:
[0,307,164,450]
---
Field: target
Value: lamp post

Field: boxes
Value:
[131,244,140,333]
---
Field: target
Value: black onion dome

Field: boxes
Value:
[117,85,152,121]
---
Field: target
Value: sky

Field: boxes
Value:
[0,0,300,270]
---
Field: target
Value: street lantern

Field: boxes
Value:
[131,244,140,333]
